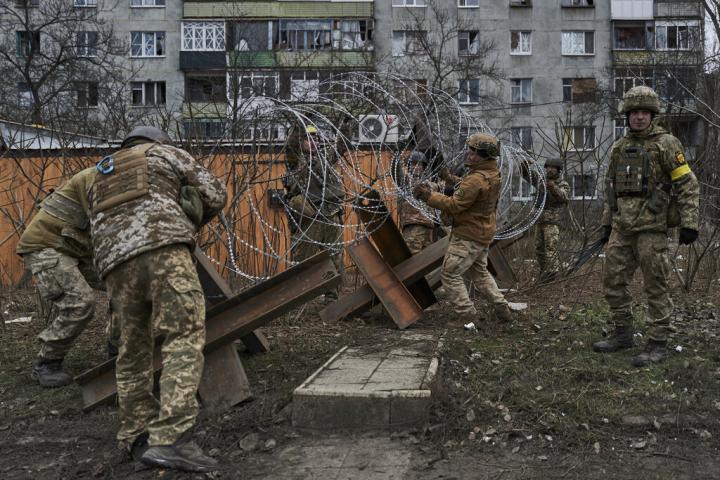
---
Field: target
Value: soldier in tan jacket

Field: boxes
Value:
[413,133,512,323]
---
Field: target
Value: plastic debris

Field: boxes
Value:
[5,317,32,324]
[464,322,477,332]
[508,302,527,311]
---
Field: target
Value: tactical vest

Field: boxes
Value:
[614,146,652,197]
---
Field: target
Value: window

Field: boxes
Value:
[278,20,332,51]
[458,31,480,56]
[562,31,594,55]
[17,83,33,107]
[16,0,40,7]
[561,0,594,6]
[291,71,320,102]
[130,32,165,57]
[16,31,40,57]
[570,174,596,200]
[458,79,480,104]
[182,22,225,51]
[512,175,535,201]
[186,76,226,102]
[563,126,595,150]
[510,31,531,55]
[614,117,627,140]
[235,72,279,99]
[510,0,531,6]
[74,0,97,6]
[511,127,533,150]
[335,20,372,50]
[458,0,479,6]
[511,78,532,104]
[392,0,425,6]
[131,81,166,106]
[76,31,98,57]
[392,31,425,56]
[131,0,166,6]
[656,21,699,51]
[183,120,225,140]
[613,23,649,50]
[614,69,652,96]
[562,78,597,103]
[75,82,99,108]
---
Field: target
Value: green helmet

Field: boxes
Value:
[620,86,661,114]
[467,133,500,158]
[121,126,172,148]
[544,158,563,171]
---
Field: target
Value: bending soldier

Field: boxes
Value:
[593,86,700,367]
[89,126,227,472]
[399,151,437,254]
[413,133,513,324]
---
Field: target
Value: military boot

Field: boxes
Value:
[31,358,73,388]
[141,440,218,473]
[631,340,668,367]
[493,303,513,323]
[592,326,634,353]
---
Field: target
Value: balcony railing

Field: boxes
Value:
[228,50,373,69]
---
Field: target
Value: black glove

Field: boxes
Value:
[600,225,612,244]
[678,228,698,245]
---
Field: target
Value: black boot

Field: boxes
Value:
[107,341,119,359]
[130,433,151,472]
[31,358,73,388]
[141,440,218,473]
[631,340,668,367]
[592,326,634,353]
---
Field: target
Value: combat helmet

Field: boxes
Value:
[467,132,500,158]
[121,126,173,148]
[620,86,661,115]
[408,150,428,165]
[544,157,563,171]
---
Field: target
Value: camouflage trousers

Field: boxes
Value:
[23,248,104,361]
[105,244,206,448]
[402,224,434,255]
[292,211,344,299]
[440,235,508,316]
[603,230,673,341]
[535,223,560,274]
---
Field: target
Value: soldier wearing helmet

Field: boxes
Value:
[413,132,512,324]
[89,125,227,472]
[398,150,439,254]
[593,85,699,367]
[521,156,569,282]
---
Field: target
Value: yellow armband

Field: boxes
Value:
[670,163,691,181]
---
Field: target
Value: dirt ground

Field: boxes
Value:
[1,260,719,479]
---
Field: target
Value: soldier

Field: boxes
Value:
[399,151,436,254]
[593,86,699,367]
[17,167,116,387]
[88,126,227,472]
[285,124,346,301]
[413,133,513,323]
[526,158,570,282]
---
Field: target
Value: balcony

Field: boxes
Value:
[611,0,652,20]
[612,50,702,66]
[179,51,226,71]
[182,102,227,119]
[228,50,373,69]
[184,2,373,19]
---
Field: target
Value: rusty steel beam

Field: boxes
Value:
[320,236,449,323]
[76,252,340,411]
[487,243,517,288]
[347,238,423,329]
[353,189,436,308]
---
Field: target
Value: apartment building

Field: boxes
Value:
[1,0,704,202]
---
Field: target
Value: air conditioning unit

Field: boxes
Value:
[358,114,399,144]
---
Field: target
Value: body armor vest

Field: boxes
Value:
[614,146,651,196]
[92,144,153,213]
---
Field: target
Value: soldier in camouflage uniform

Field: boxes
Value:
[399,151,437,254]
[523,158,570,282]
[593,86,699,367]
[414,133,512,323]
[89,126,227,472]
[17,167,116,387]
[284,124,345,301]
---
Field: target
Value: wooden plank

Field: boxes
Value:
[347,238,423,329]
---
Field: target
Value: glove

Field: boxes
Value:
[678,228,698,245]
[412,183,432,202]
[438,166,452,182]
[179,186,204,228]
[600,225,612,244]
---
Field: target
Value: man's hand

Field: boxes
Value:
[679,228,698,245]
[600,225,612,244]
[412,183,432,202]
[438,166,453,182]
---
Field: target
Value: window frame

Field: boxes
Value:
[16,30,40,57]
[130,81,166,107]
[562,77,597,103]
[234,71,280,100]
[458,30,480,56]
[74,0,97,7]
[510,78,532,104]
[458,0,480,7]
[510,30,532,55]
[290,71,321,102]
[655,20,700,51]
[511,175,535,201]
[561,31,595,56]
[561,0,595,7]
[392,30,425,57]
[75,81,99,108]
[130,31,166,58]
[564,126,596,151]
[17,82,33,107]
[130,0,166,7]
[570,173,597,200]
[392,0,426,7]
[458,78,480,105]
[182,21,226,52]
[510,126,533,150]
[76,31,98,58]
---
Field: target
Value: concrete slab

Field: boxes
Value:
[292,333,440,431]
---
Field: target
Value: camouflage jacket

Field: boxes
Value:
[90,143,227,278]
[521,166,569,226]
[601,121,699,234]
[426,159,501,245]
[285,150,345,215]
[17,167,96,259]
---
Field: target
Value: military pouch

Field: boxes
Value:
[667,193,681,228]
[614,147,648,195]
[646,185,670,214]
